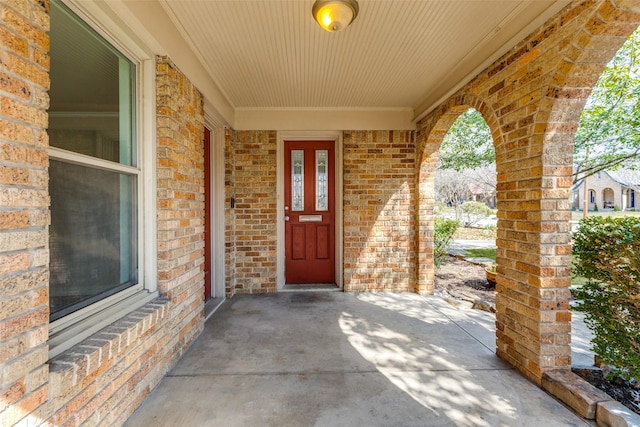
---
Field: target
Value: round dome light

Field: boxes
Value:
[312,0,359,33]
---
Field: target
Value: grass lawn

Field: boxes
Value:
[453,227,497,240]
[464,248,496,261]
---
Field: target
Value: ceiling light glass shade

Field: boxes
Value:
[312,0,359,32]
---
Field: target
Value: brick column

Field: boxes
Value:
[156,56,205,356]
[0,0,51,424]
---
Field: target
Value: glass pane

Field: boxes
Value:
[49,159,137,320]
[316,150,328,211]
[49,0,136,166]
[292,150,304,211]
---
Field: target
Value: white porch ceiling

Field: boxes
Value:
[115,0,571,129]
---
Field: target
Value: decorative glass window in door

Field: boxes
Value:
[292,150,304,211]
[316,150,328,211]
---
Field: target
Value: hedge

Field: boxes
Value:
[572,216,640,379]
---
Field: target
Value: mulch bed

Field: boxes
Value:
[598,377,640,415]
[434,255,495,311]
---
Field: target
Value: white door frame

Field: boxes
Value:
[277,131,343,290]
[208,126,226,299]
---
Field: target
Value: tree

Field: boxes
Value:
[574,27,640,183]
[437,28,640,184]
[439,108,494,172]
[436,108,496,219]
[435,165,496,220]
[435,168,471,217]
[608,168,640,193]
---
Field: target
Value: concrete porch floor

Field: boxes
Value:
[125,292,591,426]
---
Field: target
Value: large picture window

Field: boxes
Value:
[48,0,138,321]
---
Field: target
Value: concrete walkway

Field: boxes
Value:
[446,239,595,367]
[447,239,496,265]
[125,292,591,426]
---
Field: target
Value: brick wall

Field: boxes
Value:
[3,0,640,423]
[46,300,172,426]
[343,131,416,292]
[155,56,205,358]
[43,56,206,427]
[0,15,207,420]
[44,55,206,427]
[223,130,417,294]
[0,0,51,424]
[416,1,640,383]
[42,56,206,426]
[226,130,278,294]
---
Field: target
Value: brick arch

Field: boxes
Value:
[537,3,640,214]
[538,2,640,182]
[416,1,640,384]
[491,2,640,382]
[415,94,502,294]
[521,3,640,373]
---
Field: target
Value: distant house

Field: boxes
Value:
[572,169,640,211]
[468,181,496,208]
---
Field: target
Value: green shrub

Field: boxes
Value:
[460,201,494,227]
[572,216,640,379]
[434,218,459,268]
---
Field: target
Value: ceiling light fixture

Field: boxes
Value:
[312,0,359,33]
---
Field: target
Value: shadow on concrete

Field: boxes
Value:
[125,292,589,427]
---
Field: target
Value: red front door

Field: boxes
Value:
[284,141,335,284]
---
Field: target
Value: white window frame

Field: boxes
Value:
[48,0,157,359]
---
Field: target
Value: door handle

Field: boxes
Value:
[284,216,290,221]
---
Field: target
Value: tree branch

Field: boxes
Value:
[572,149,640,183]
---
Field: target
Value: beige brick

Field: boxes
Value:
[0,71,31,99]
[1,346,47,389]
[0,187,48,207]
[0,384,47,426]
[3,54,50,92]
[1,7,49,50]
[1,97,47,127]
[0,118,35,145]
[0,251,30,275]
[0,142,48,167]
[0,25,28,56]
[0,230,46,252]
[0,210,30,229]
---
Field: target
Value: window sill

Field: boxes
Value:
[48,296,168,399]
[49,288,159,359]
